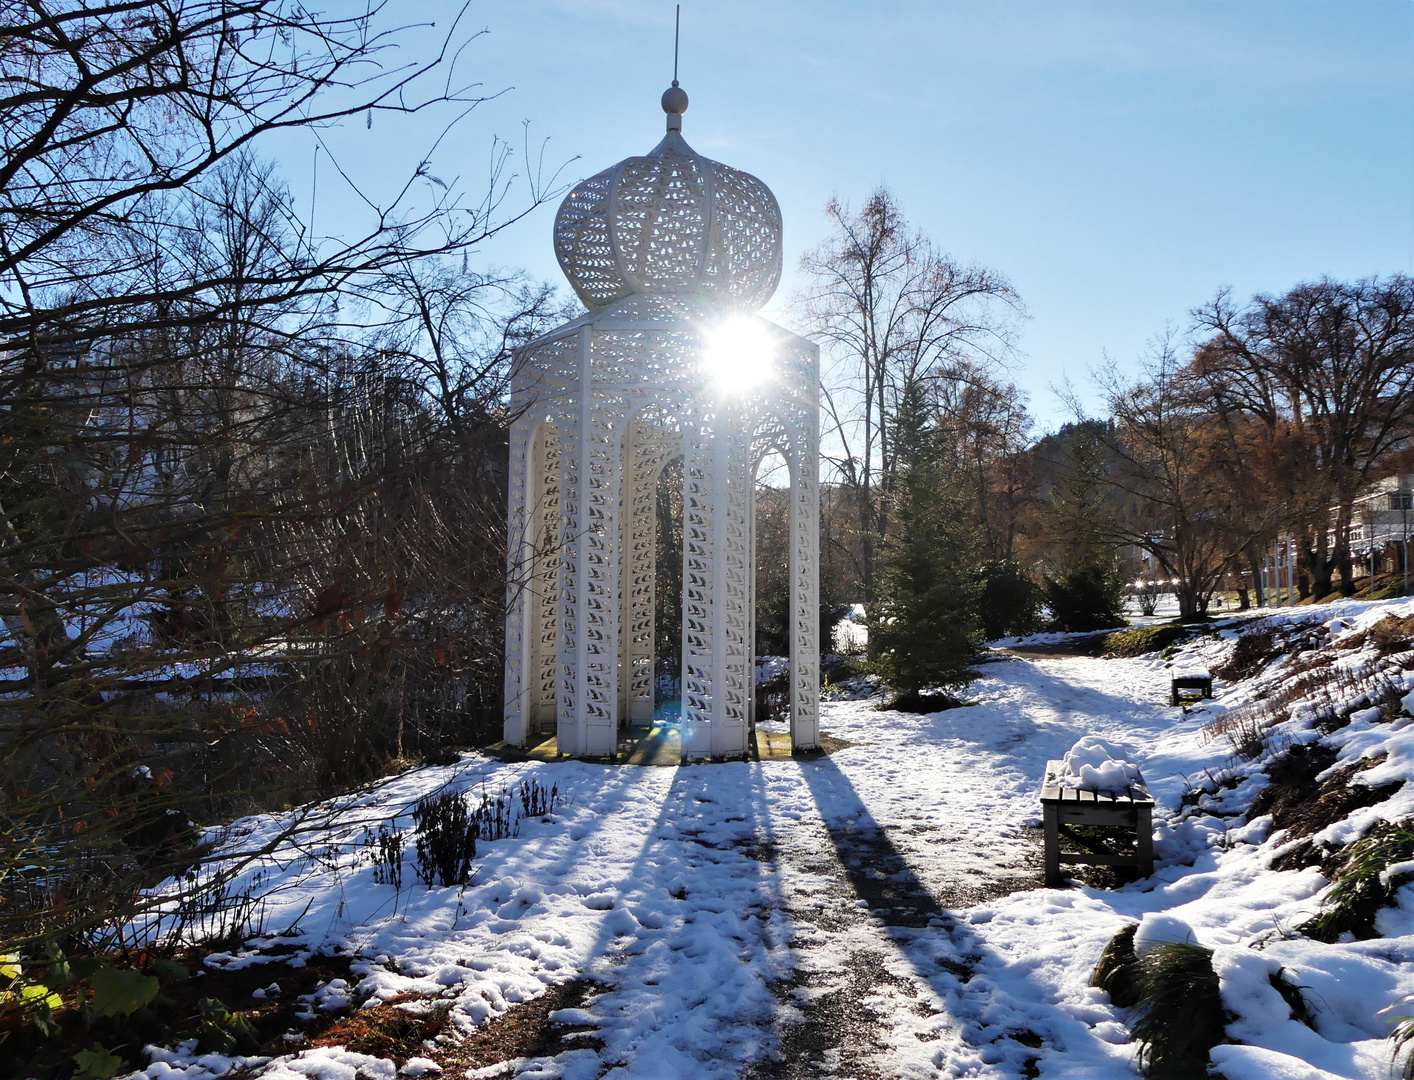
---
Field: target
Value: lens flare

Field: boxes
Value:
[703,317,775,393]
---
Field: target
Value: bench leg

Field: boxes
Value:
[1043,803,1061,887]
[1136,805,1154,879]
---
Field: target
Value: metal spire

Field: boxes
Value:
[662,5,688,131]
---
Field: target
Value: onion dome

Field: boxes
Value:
[553,83,783,312]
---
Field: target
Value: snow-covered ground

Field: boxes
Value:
[128,597,1414,1080]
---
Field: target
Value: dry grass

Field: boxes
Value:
[1202,657,1406,761]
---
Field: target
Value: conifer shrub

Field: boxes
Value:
[1044,565,1127,632]
[977,561,1046,640]
[867,383,981,699]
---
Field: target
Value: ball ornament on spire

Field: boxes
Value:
[661,81,688,122]
[552,84,783,312]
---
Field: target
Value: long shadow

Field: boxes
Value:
[773,753,1080,1079]
[571,761,787,1077]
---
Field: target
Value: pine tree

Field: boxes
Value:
[1042,423,1127,631]
[868,382,981,707]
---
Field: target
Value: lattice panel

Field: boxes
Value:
[718,416,752,734]
[532,422,562,726]
[502,416,532,740]
[613,152,710,291]
[681,424,715,729]
[554,167,630,309]
[703,163,782,310]
[555,401,581,732]
[790,441,820,746]
[579,390,627,737]
[555,132,782,313]
[625,410,682,713]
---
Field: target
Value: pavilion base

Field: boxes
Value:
[485,723,814,765]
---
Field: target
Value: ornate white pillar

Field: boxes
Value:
[502,79,819,759]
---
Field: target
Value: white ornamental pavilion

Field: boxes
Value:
[501,80,820,759]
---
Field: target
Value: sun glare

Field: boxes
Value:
[703,317,775,393]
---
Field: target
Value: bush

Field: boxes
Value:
[1130,943,1228,1078]
[1301,822,1414,942]
[1092,923,1140,1007]
[1092,929,1228,1077]
[977,561,1046,640]
[412,790,477,889]
[1045,565,1127,632]
[1103,625,1188,658]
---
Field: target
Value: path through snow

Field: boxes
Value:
[154,646,1208,1080]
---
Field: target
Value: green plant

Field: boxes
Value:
[1301,823,1414,942]
[977,560,1046,640]
[195,997,259,1055]
[90,965,159,1019]
[1129,942,1228,1078]
[1383,991,1414,1078]
[1045,565,1127,633]
[72,1043,124,1080]
[1103,625,1188,658]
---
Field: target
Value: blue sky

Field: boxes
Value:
[275,1,1414,431]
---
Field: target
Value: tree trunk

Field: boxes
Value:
[1336,550,1357,596]
[1246,546,1266,607]
[1176,582,1201,622]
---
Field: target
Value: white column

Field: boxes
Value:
[502,414,534,746]
[711,413,751,758]
[681,422,715,757]
[747,467,757,732]
[577,333,622,757]
[624,427,665,724]
[789,441,820,751]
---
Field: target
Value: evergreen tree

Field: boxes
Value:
[868,383,981,706]
[1042,423,1128,631]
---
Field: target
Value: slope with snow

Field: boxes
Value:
[123,597,1414,1080]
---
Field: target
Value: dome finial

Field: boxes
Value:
[662,5,687,131]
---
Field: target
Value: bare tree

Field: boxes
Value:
[797,188,1023,600]
[1095,339,1268,621]
[0,0,565,965]
[933,361,1034,561]
[1192,277,1414,597]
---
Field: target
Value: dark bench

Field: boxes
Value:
[1040,759,1154,887]
[1170,668,1213,706]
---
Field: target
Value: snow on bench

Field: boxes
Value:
[1040,738,1154,887]
[1170,665,1213,706]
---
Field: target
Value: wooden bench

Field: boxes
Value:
[1170,668,1213,706]
[1040,759,1154,887]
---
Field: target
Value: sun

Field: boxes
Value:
[702,316,775,393]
